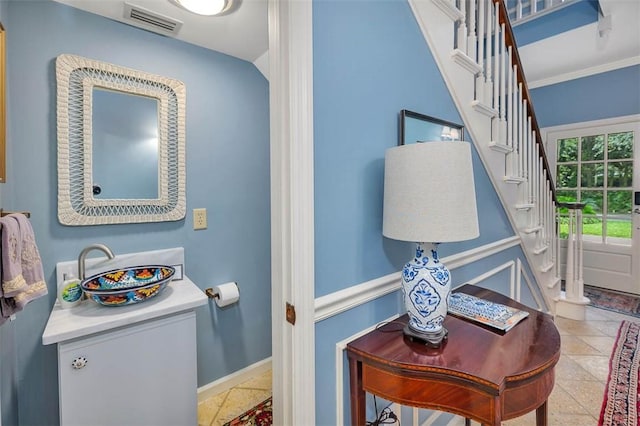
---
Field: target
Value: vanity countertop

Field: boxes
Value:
[42,276,207,345]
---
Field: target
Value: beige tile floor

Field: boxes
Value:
[501,305,636,426]
[198,370,272,426]
[197,305,636,426]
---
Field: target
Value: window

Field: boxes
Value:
[556,131,634,243]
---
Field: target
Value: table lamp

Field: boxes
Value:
[383,141,479,347]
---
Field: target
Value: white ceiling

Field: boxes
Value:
[518,0,640,88]
[53,0,639,87]
[52,0,269,63]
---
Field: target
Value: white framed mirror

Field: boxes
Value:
[56,54,186,225]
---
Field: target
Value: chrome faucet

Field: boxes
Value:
[78,244,115,280]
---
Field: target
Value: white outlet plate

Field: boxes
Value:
[193,208,207,230]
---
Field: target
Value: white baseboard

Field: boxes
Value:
[197,357,272,403]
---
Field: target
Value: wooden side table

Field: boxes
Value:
[346,285,560,426]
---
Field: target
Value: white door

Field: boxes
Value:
[546,117,640,294]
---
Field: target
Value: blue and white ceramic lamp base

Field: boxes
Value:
[401,242,451,347]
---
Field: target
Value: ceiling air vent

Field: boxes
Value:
[123,3,183,36]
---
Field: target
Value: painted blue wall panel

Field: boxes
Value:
[531,65,640,128]
[4,1,270,424]
[512,0,599,46]
[313,0,515,298]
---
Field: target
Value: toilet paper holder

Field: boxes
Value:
[204,282,239,301]
[204,288,218,299]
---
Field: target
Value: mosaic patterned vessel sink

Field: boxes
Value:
[81,265,175,307]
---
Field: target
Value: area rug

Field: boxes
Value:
[598,320,640,426]
[223,397,272,426]
[584,285,640,318]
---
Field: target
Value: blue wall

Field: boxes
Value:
[2,1,270,424]
[511,0,599,46]
[531,65,640,128]
[313,0,515,298]
[313,0,527,424]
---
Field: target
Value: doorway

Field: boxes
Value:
[546,116,640,294]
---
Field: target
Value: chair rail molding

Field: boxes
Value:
[315,235,523,322]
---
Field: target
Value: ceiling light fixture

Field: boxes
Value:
[171,0,232,16]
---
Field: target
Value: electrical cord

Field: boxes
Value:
[365,396,399,426]
[374,320,406,333]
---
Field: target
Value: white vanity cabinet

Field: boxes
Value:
[43,271,207,426]
[58,312,196,426]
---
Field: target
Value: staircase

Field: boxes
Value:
[409,0,587,316]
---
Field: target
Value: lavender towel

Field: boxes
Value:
[9,214,48,310]
[0,214,48,324]
[0,216,27,297]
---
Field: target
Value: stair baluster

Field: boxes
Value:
[410,0,578,315]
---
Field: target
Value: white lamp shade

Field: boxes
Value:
[383,141,479,243]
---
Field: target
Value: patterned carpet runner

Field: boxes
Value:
[599,320,640,426]
[223,397,272,426]
[584,286,640,318]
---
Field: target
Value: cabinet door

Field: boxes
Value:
[58,311,197,426]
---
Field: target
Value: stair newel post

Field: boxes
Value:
[557,202,589,320]
[565,209,575,295]
[576,206,584,301]
[556,205,561,281]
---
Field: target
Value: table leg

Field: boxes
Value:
[536,400,548,426]
[348,357,366,426]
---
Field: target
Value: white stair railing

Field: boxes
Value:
[417,0,576,313]
[508,0,578,24]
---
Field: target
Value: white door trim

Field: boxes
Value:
[543,115,640,293]
[268,0,316,424]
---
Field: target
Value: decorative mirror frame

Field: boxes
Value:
[400,109,464,145]
[56,54,186,225]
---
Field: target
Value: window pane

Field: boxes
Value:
[607,161,633,188]
[558,215,569,239]
[606,217,631,240]
[581,135,604,161]
[580,163,604,187]
[607,190,632,214]
[557,138,578,162]
[557,164,578,188]
[608,132,634,160]
[581,190,603,214]
[557,190,577,202]
[582,216,602,239]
